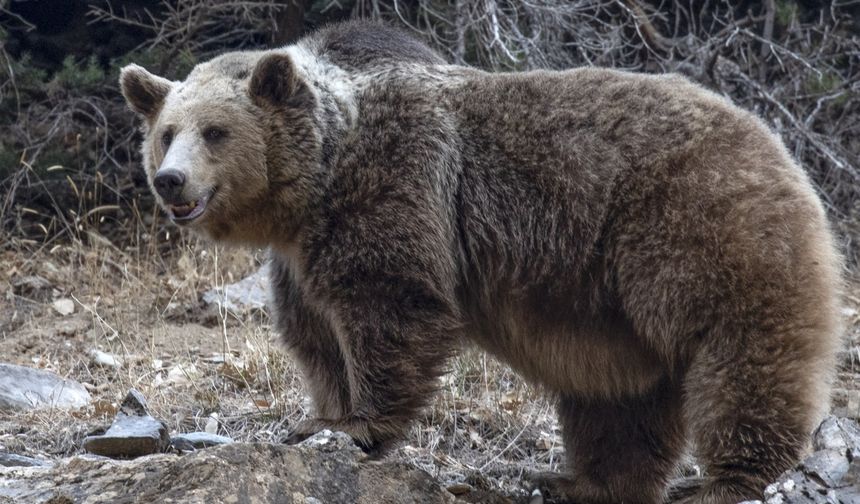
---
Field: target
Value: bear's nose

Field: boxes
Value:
[153,169,186,203]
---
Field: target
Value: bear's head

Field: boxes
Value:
[119,52,323,246]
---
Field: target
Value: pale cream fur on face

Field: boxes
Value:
[143,70,268,238]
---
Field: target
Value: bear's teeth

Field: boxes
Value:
[171,200,197,217]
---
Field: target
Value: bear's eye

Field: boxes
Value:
[161,129,173,149]
[203,127,227,143]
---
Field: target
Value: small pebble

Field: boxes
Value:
[764,483,778,496]
[204,413,219,434]
[52,298,75,316]
[90,349,122,368]
[446,483,472,495]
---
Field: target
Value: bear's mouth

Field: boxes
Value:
[169,188,216,224]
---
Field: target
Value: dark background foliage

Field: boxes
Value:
[1,0,858,263]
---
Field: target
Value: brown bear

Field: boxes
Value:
[120,20,842,504]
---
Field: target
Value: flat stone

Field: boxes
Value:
[171,432,233,451]
[83,414,169,458]
[0,364,90,411]
[0,453,51,468]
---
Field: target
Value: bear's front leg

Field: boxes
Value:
[285,197,462,454]
[269,257,353,421]
[286,275,461,453]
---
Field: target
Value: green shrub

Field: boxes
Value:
[50,55,106,95]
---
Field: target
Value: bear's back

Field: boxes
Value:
[311,20,446,70]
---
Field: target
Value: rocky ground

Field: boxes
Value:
[0,242,859,503]
[3,430,461,504]
[2,418,858,503]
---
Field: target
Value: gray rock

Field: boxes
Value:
[0,442,456,503]
[119,388,150,416]
[171,432,233,451]
[0,453,51,468]
[298,429,358,452]
[0,364,90,411]
[89,349,122,369]
[843,459,860,485]
[813,416,860,454]
[83,390,169,458]
[202,264,269,314]
[83,414,170,458]
[753,416,860,504]
[836,487,860,504]
[669,417,860,504]
[801,449,850,488]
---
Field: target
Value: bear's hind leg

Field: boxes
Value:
[540,378,684,504]
[681,321,832,503]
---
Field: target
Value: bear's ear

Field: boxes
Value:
[119,64,172,121]
[249,53,307,108]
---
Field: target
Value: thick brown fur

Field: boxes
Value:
[120,19,843,504]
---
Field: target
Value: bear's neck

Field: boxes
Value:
[286,44,358,141]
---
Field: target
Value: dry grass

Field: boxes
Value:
[0,230,562,496]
